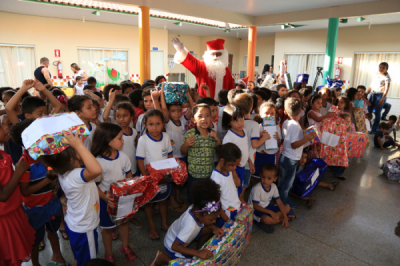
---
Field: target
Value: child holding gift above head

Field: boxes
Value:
[0,122,36,266]
[148,179,223,266]
[305,94,335,129]
[211,143,242,228]
[249,163,294,233]
[91,122,137,264]
[181,104,221,204]
[136,109,174,240]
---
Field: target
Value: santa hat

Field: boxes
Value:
[239,77,249,86]
[206,39,225,52]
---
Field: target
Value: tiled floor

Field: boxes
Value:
[23,135,400,266]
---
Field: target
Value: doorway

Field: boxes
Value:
[228,54,233,73]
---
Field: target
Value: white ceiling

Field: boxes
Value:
[0,0,400,38]
[180,0,379,16]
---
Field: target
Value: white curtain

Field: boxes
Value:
[285,54,308,85]
[150,51,164,81]
[306,54,325,87]
[353,53,400,98]
[0,45,36,88]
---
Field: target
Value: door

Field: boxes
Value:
[185,53,197,88]
[228,54,233,73]
[150,50,164,81]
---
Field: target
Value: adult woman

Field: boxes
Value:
[71,63,88,85]
[366,62,391,133]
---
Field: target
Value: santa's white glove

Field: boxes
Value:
[171,37,185,53]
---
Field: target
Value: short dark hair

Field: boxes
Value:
[196,97,218,107]
[142,109,165,127]
[21,96,46,114]
[222,104,245,130]
[357,85,366,91]
[346,88,358,102]
[192,103,211,116]
[254,90,269,102]
[0,87,14,102]
[299,88,312,99]
[87,76,97,85]
[142,88,153,98]
[76,76,83,81]
[389,115,397,123]
[379,122,390,130]
[227,89,243,104]
[121,82,134,94]
[115,102,135,117]
[288,90,300,98]
[259,88,272,101]
[218,89,229,106]
[10,118,35,147]
[41,147,78,175]
[113,94,130,106]
[40,57,49,64]
[191,178,221,214]
[261,163,279,177]
[233,93,253,115]
[215,143,241,163]
[142,80,155,90]
[285,97,301,117]
[366,113,373,119]
[68,95,93,112]
[276,84,287,91]
[91,122,122,157]
[103,84,121,102]
[155,75,166,85]
[83,85,96,91]
[128,89,143,107]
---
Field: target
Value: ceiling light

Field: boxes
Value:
[340,19,348,23]
[281,24,289,29]
[357,17,365,22]
[174,22,182,26]
[92,11,100,16]
[224,22,231,33]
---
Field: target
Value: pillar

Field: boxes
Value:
[247,26,257,82]
[323,18,339,85]
[139,6,150,82]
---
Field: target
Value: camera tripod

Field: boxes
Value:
[313,68,323,92]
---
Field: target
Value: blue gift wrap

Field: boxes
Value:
[291,159,327,198]
[158,82,189,104]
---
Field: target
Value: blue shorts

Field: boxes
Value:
[254,205,280,223]
[178,157,187,163]
[150,183,172,203]
[236,166,245,196]
[164,229,202,259]
[243,169,251,188]
[65,222,98,266]
[99,198,116,229]
[254,152,276,178]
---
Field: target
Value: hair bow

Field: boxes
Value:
[195,201,221,214]
[57,95,68,106]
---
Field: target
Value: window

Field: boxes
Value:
[243,55,260,68]
[285,53,325,87]
[77,48,129,87]
[0,44,36,88]
[353,52,400,98]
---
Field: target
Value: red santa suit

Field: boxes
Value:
[174,39,234,99]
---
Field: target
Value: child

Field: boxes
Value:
[211,143,242,226]
[128,89,145,126]
[103,84,122,103]
[337,96,351,113]
[136,88,155,137]
[279,98,316,207]
[68,95,97,150]
[91,123,136,264]
[299,88,312,110]
[217,89,229,140]
[254,102,281,178]
[222,104,250,197]
[387,115,397,142]
[305,94,335,129]
[366,113,373,128]
[196,97,218,129]
[148,179,223,265]
[73,76,85,96]
[102,90,132,126]
[121,82,134,96]
[91,98,102,125]
[233,94,270,195]
[318,87,332,116]
[356,85,370,114]
[374,122,398,150]
[248,163,293,233]
[181,104,221,203]
[0,123,36,266]
[136,109,173,240]
[276,84,288,99]
[41,129,102,266]
[339,113,353,132]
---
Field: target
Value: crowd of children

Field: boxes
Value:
[0,65,398,266]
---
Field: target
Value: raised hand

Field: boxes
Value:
[171,37,185,53]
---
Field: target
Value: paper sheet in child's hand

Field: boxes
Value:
[321,131,340,147]
[365,119,371,131]
[264,126,278,149]
[116,193,142,218]
[149,158,178,170]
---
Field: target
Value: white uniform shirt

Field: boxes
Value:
[165,116,188,159]
[319,102,332,116]
[164,206,204,256]
[59,168,100,233]
[223,129,249,167]
[256,124,282,155]
[74,84,85,95]
[282,119,303,160]
[121,127,138,175]
[248,182,280,208]
[387,124,396,135]
[210,169,241,217]
[136,132,173,166]
[135,113,146,136]
[73,70,88,86]
[83,122,96,151]
[217,105,227,140]
[96,151,132,192]
[244,119,260,170]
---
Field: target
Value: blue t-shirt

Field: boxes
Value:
[374,130,384,148]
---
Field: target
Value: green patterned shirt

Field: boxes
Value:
[182,126,218,178]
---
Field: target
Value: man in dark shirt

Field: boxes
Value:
[34,57,53,86]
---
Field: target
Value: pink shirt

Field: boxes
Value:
[308,110,322,129]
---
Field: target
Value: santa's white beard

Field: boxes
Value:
[203,50,228,81]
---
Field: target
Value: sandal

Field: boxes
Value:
[288,214,296,222]
[306,199,316,209]
[59,229,69,240]
[329,181,339,191]
[104,255,116,266]
[120,246,137,262]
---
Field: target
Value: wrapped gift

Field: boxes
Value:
[296,74,309,84]
[318,116,349,167]
[292,159,327,198]
[263,117,278,150]
[305,125,321,145]
[169,259,215,266]
[158,82,189,104]
[329,105,340,114]
[279,60,287,84]
[21,112,90,160]
[379,158,400,181]
[346,132,367,158]
[284,73,293,90]
[108,176,160,225]
[353,107,370,146]
[146,158,188,185]
[326,75,344,88]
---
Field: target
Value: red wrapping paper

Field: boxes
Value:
[146,158,188,185]
[346,132,367,158]
[108,176,160,225]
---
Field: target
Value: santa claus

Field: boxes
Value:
[172,37,234,99]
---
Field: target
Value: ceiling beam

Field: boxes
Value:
[255,0,400,26]
[104,0,255,26]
